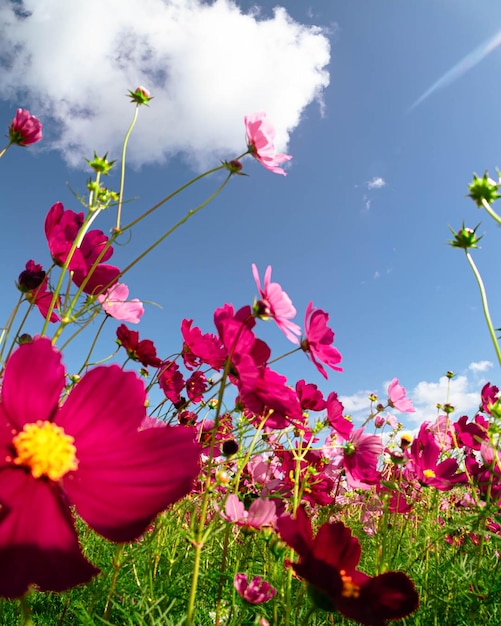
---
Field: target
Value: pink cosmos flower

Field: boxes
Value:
[301,302,343,379]
[387,379,415,413]
[244,112,292,175]
[234,573,276,604]
[9,108,42,146]
[0,338,200,598]
[252,264,301,344]
[97,283,144,324]
[221,494,277,529]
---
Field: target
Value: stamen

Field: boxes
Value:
[12,420,78,480]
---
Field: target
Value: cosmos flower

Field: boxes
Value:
[8,108,42,146]
[277,506,419,625]
[221,494,277,529]
[387,379,415,413]
[97,282,144,324]
[17,260,60,322]
[116,324,162,368]
[252,264,301,344]
[234,573,276,604]
[244,111,292,175]
[0,338,200,598]
[301,302,343,379]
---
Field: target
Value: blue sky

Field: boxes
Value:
[1,0,501,427]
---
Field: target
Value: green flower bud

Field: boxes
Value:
[468,171,501,207]
[449,223,482,249]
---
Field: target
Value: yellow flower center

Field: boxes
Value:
[12,420,78,480]
[423,469,436,479]
[339,569,361,599]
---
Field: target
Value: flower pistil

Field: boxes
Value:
[12,421,78,480]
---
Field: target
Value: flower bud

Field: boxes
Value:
[8,109,42,146]
[128,86,153,105]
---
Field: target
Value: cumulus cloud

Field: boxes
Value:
[367,176,386,190]
[468,360,493,373]
[0,0,330,168]
[339,361,490,427]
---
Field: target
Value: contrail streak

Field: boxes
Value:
[408,27,501,113]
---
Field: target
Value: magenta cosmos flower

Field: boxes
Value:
[252,264,301,344]
[234,573,276,604]
[277,507,419,626]
[244,112,292,175]
[301,302,343,379]
[8,108,42,146]
[0,338,200,598]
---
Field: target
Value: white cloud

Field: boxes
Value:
[468,360,493,373]
[0,0,330,168]
[367,176,386,190]
[340,361,490,428]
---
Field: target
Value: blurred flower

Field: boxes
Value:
[0,338,200,598]
[387,379,415,413]
[277,506,419,625]
[116,324,162,368]
[221,494,276,529]
[234,573,276,604]
[296,380,326,412]
[301,302,343,379]
[8,108,42,146]
[252,264,301,344]
[97,283,144,324]
[244,112,292,176]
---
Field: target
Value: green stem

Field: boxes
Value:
[120,164,227,232]
[0,294,24,363]
[464,250,501,367]
[118,172,233,279]
[19,594,34,626]
[104,543,126,620]
[116,105,140,230]
[481,198,501,226]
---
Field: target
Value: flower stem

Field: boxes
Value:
[115,105,140,231]
[464,250,501,367]
[19,594,34,626]
[118,172,233,279]
[482,198,501,226]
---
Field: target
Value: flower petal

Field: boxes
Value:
[57,365,147,443]
[64,426,200,542]
[0,469,98,597]
[1,338,65,429]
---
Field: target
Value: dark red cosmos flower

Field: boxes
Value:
[0,338,200,598]
[301,302,342,379]
[277,507,419,626]
[17,260,60,322]
[116,324,162,368]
